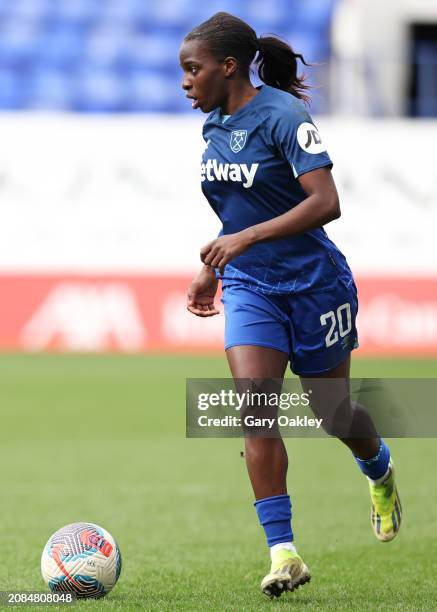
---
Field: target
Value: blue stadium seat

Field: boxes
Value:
[127,33,181,72]
[0,68,25,108]
[37,23,85,70]
[0,0,336,113]
[73,67,128,112]
[127,69,179,112]
[145,0,201,29]
[0,19,42,69]
[6,0,53,23]
[102,0,149,28]
[84,26,132,72]
[282,31,325,62]
[0,0,10,20]
[52,0,102,29]
[291,0,336,33]
[29,68,73,109]
[193,0,247,24]
[244,0,290,31]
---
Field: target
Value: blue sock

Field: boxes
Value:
[254,494,293,547]
[354,439,390,480]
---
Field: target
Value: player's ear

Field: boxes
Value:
[222,56,237,78]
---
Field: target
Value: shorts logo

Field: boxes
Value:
[230,130,247,153]
[297,122,327,154]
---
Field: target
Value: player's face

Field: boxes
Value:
[179,40,229,113]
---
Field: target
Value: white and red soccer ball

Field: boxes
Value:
[41,523,122,599]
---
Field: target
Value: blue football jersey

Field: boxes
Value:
[201,84,352,295]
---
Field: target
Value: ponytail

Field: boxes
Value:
[256,36,311,103]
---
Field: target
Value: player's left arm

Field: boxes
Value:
[246,166,340,240]
[200,167,340,275]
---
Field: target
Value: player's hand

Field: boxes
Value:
[187,265,220,317]
[200,231,253,276]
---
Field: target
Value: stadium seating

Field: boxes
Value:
[0,0,337,113]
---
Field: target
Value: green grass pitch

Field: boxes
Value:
[0,354,436,611]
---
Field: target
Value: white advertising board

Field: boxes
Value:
[0,114,434,275]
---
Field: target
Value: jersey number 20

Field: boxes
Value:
[320,303,352,347]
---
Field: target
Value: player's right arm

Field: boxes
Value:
[187,264,220,317]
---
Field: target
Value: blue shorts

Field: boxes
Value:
[221,278,359,376]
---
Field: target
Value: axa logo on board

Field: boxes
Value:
[20,282,146,351]
[201,159,259,188]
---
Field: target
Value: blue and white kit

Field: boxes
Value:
[200,84,358,375]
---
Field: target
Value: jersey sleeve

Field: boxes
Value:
[271,108,333,178]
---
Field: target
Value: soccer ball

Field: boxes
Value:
[41,522,122,599]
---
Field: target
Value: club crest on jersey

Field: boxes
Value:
[230,130,247,153]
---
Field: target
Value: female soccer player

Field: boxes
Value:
[180,12,402,599]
